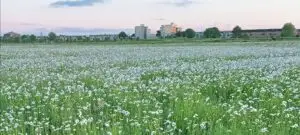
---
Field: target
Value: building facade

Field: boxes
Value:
[195,32,204,39]
[242,29,282,38]
[89,34,118,41]
[195,31,232,39]
[135,24,150,40]
[160,23,181,38]
[55,34,118,42]
[220,31,233,39]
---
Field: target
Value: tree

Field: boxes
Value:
[175,31,185,37]
[185,28,196,38]
[232,25,242,38]
[241,34,250,40]
[130,34,135,40]
[48,32,57,42]
[77,36,83,41]
[38,36,46,43]
[175,31,182,37]
[113,36,118,41]
[29,34,36,43]
[21,35,29,43]
[203,27,221,38]
[118,31,127,40]
[156,30,161,38]
[281,23,296,37]
[182,32,186,37]
[131,34,135,38]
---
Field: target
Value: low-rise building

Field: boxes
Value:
[89,34,118,41]
[242,29,282,38]
[195,31,232,39]
[2,32,21,42]
[220,31,233,39]
[147,28,152,39]
[3,32,21,38]
[147,34,157,39]
[58,35,69,42]
[195,32,204,39]
[55,34,118,42]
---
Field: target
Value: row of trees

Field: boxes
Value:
[1,23,298,43]
[1,32,57,43]
[47,31,134,42]
[155,27,221,39]
[1,31,133,43]
[155,23,299,39]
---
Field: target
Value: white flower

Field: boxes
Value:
[200,122,208,130]
[260,127,268,133]
[282,101,287,107]
[291,124,299,128]
[75,119,79,124]
[205,97,210,102]
[104,122,110,127]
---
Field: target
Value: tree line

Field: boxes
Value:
[1,23,298,43]
[162,23,298,39]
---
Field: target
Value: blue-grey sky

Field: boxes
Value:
[1,0,300,35]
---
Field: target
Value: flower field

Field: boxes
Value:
[1,42,300,135]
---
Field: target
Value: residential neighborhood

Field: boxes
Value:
[1,22,300,43]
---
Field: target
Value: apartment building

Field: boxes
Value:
[135,24,151,39]
[160,23,181,38]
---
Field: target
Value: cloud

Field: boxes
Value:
[49,0,106,8]
[158,0,198,7]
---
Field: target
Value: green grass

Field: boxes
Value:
[0,43,300,134]
[1,68,299,134]
[2,37,300,46]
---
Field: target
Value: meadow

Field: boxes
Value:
[0,41,300,135]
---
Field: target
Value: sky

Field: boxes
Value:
[1,0,300,35]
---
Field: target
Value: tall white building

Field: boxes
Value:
[160,23,181,38]
[135,24,151,39]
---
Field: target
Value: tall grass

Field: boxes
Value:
[1,42,300,134]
